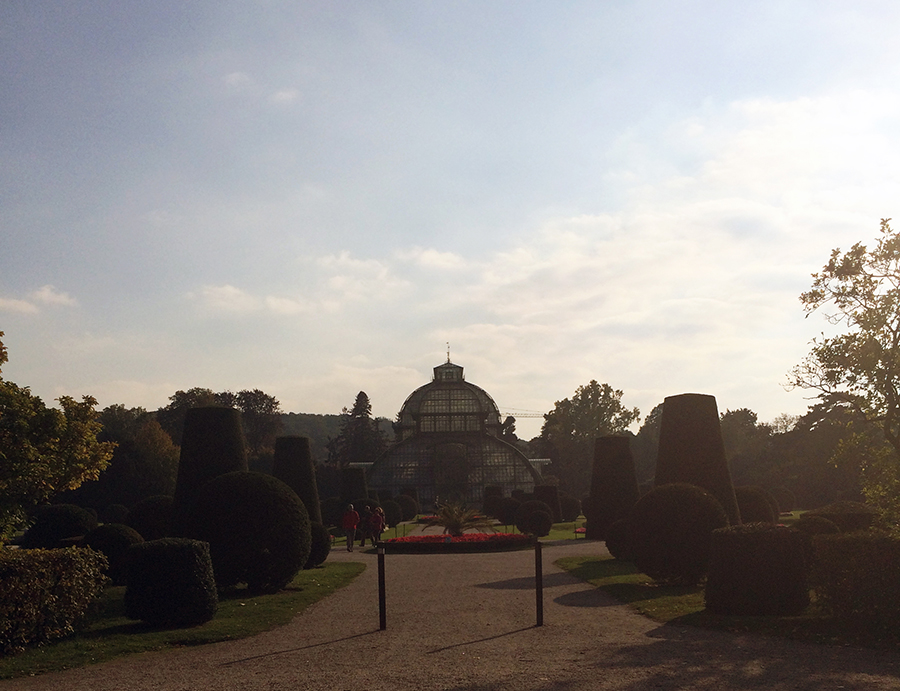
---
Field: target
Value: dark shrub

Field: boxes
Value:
[629,483,728,585]
[514,500,553,534]
[100,503,129,524]
[272,436,322,523]
[395,493,420,521]
[483,485,502,498]
[511,489,526,502]
[587,436,640,539]
[125,494,173,541]
[558,492,582,522]
[811,532,900,627]
[82,523,144,585]
[304,522,331,569]
[125,538,217,627]
[320,496,344,527]
[499,497,521,527]
[20,504,98,549]
[794,514,840,568]
[521,510,553,537]
[339,467,368,504]
[734,486,777,524]
[654,394,741,525]
[705,523,809,615]
[533,485,562,522]
[0,547,107,654]
[172,406,248,533]
[605,519,635,561]
[770,486,796,514]
[381,499,403,528]
[400,486,419,505]
[186,471,311,593]
[804,501,878,533]
[482,493,504,519]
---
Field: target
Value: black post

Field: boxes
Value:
[377,545,386,630]
[535,540,543,626]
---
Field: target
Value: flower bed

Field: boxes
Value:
[380,532,533,554]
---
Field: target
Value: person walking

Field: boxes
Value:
[369,506,386,544]
[358,504,372,547]
[341,504,360,552]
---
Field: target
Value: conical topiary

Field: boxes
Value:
[654,393,740,525]
[172,406,248,534]
[273,436,322,523]
[584,436,640,540]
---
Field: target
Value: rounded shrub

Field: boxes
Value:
[520,510,553,537]
[395,493,420,522]
[186,471,311,594]
[629,483,729,586]
[125,495,173,541]
[533,485,562,523]
[482,493,503,519]
[770,486,796,514]
[514,500,553,534]
[320,496,344,527]
[483,485,503,498]
[794,514,840,567]
[304,522,332,569]
[498,497,521,527]
[100,503,129,525]
[804,501,878,533]
[605,518,635,561]
[734,486,777,524]
[381,499,402,528]
[124,538,218,627]
[20,504,98,549]
[705,523,809,616]
[558,492,582,522]
[82,523,144,585]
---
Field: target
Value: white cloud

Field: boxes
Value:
[193,285,261,313]
[224,71,252,88]
[396,247,469,270]
[269,88,300,104]
[0,297,38,313]
[31,284,77,307]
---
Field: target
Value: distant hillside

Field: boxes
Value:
[280,412,393,463]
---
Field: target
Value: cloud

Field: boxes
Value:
[0,297,39,314]
[396,247,469,270]
[269,88,300,104]
[193,285,261,313]
[31,285,77,306]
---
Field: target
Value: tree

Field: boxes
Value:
[790,219,900,457]
[539,381,640,495]
[326,392,388,468]
[0,332,115,540]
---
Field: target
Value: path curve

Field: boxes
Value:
[5,541,900,690]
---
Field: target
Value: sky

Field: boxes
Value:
[3,1,900,441]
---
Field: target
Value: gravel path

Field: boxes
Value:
[5,540,900,690]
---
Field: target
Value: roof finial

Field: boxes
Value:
[447,341,451,363]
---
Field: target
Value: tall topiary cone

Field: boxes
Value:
[172,406,248,534]
[654,393,740,525]
[273,436,323,523]
[584,436,640,540]
[340,466,368,504]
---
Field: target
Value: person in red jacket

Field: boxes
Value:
[369,506,386,544]
[341,504,360,552]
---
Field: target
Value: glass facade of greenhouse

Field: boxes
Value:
[367,360,541,507]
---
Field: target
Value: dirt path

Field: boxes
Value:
[5,541,900,690]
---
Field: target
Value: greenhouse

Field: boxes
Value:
[367,360,541,507]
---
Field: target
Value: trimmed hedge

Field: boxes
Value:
[605,518,635,561]
[304,522,332,569]
[82,523,144,585]
[586,436,640,539]
[533,485,562,523]
[514,500,553,535]
[100,503,129,524]
[558,492,582,522]
[804,501,878,533]
[0,547,108,654]
[186,471,311,594]
[272,436,323,524]
[811,532,900,627]
[124,538,218,627]
[734,486,778,524]
[394,493,420,522]
[629,483,728,586]
[125,494,173,541]
[705,523,809,615]
[381,499,402,528]
[20,504,98,549]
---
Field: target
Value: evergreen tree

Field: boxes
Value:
[327,391,388,468]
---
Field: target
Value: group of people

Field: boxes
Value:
[340,503,386,552]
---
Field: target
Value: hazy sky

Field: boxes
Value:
[3,1,900,439]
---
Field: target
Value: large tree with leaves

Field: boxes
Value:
[0,332,115,540]
[327,391,387,468]
[539,381,640,495]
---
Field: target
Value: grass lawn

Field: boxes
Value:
[555,554,900,650]
[0,561,365,680]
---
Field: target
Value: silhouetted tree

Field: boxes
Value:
[327,391,387,468]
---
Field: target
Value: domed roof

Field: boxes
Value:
[394,361,502,440]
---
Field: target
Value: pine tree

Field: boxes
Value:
[327,392,387,468]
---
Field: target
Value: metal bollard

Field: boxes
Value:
[377,545,386,630]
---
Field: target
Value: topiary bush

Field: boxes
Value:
[482,493,504,519]
[381,499,402,528]
[770,486,796,514]
[499,497,521,527]
[811,531,900,627]
[100,503,129,524]
[339,466,368,504]
[185,471,311,594]
[395,493,420,522]
[794,514,840,569]
[20,504,98,549]
[272,436,322,524]
[304,522,332,569]
[629,483,729,586]
[0,547,108,654]
[804,500,878,533]
[320,496,344,527]
[520,510,552,537]
[125,494,173,541]
[558,492,582,522]
[586,436,640,540]
[533,485,562,523]
[124,538,218,627]
[705,523,809,615]
[82,523,144,585]
[605,518,635,561]
[514,500,553,535]
[734,486,777,524]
